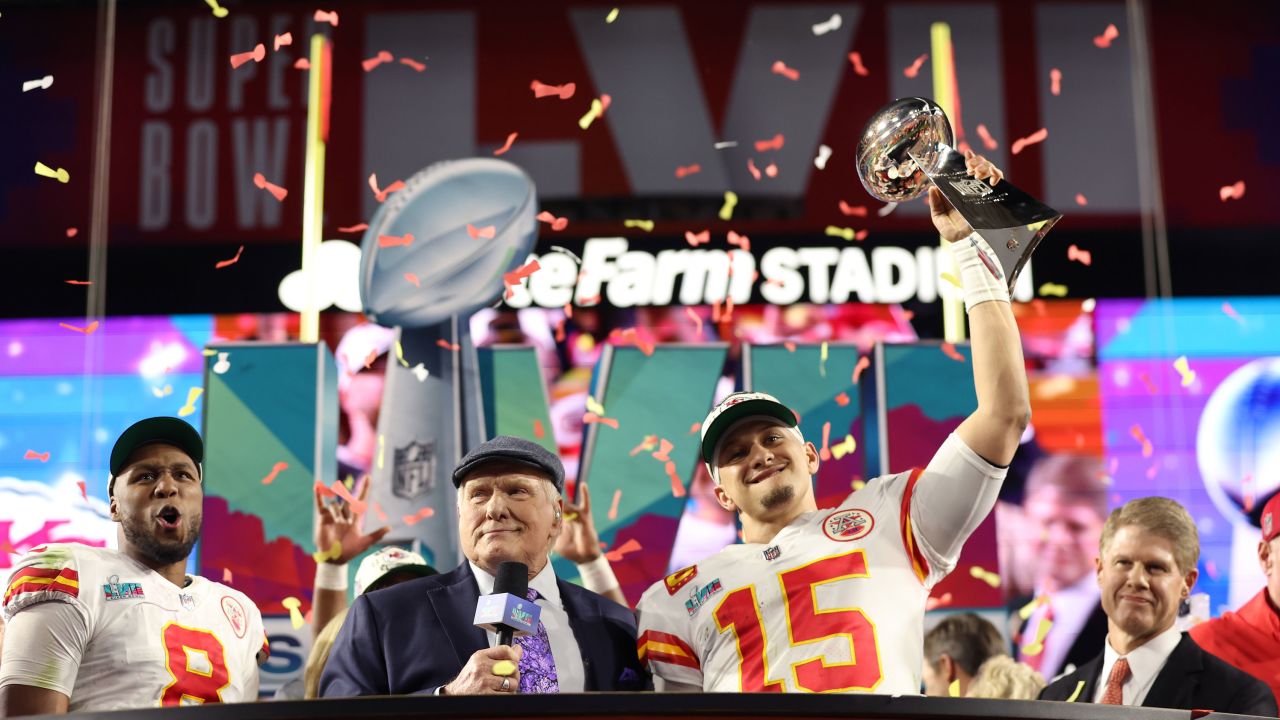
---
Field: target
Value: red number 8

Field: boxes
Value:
[160,623,230,705]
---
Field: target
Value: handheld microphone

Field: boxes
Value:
[474,561,541,646]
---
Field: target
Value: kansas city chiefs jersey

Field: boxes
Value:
[637,467,953,694]
[1,543,267,711]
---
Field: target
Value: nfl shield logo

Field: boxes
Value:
[952,177,994,198]
[394,440,436,500]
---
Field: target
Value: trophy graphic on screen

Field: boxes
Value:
[857,97,1062,291]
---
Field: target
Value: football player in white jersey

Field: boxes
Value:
[0,417,268,715]
[637,151,1030,694]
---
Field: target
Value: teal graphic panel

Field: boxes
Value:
[476,346,556,453]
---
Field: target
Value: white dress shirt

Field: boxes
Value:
[1092,625,1182,705]
[1023,575,1102,677]
[470,560,586,692]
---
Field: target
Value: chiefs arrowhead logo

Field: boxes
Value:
[664,565,698,595]
[822,508,875,542]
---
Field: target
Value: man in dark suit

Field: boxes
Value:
[320,436,649,696]
[1040,497,1275,715]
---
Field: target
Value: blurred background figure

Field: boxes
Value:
[333,323,395,479]
[965,655,1046,700]
[922,613,1008,697]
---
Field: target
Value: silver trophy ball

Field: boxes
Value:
[856,97,954,204]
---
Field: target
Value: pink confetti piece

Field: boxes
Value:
[66,227,78,237]
[1222,301,1245,325]
[337,223,369,233]
[536,211,568,231]
[403,507,435,525]
[1129,423,1153,458]
[467,224,496,240]
[941,343,966,362]
[1067,244,1092,266]
[819,421,832,461]
[605,538,642,562]
[1243,474,1255,512]
[847,51,869,76]
[261,461,288,485]
[688,422,701,434]
[362,51,393,73]
[503,260,542,298]
[610,327,656,356]
[925,592,954,611]
[377,233,414,248]
[399,57,426,72]
[685,307,702,336]
[1075,193,1088,206]
[764,162,778,178]
[59,321,100,335]
[64,279,92,285]
[674,164,701,179]
[313,9,339,27]
[784,341,797,352]
[684,229,710,247]
[533,419,545,439]
[652,439,674,463]
[230,43,266,69]
[754,133,784,152]
[215,245,244,269]
[903,53,928,78]
[76,480,87,500]
[976,123,999,150]
[838,201,867,216]
[494,132,518,156]
[1219,181,1246,201]
[583,412,620,429]
[771,60,800,81]
[368,173,406,203]
[607,489,622,521]
[274,32,293,51]
[665,461,686,498]
[1049,68,1062,96]
[1010,127,1048,155]
[404,272,420,287]
[835,392,850,407]
[1093,23,1119,48]
[24,450,50,462]
[293,58,310,70]
[727,230,750,252]
[252,172,288,201]
[436,339,461,351]
[747,158,762,181]
[530,79,576,99]
[223,568,233,584]
[329,479,368,515]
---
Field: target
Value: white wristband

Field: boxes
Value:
[950,232,1010,312]
[576,554,620,594]
[314,561,349,591]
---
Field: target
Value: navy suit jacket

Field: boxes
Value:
[320,561,650,696]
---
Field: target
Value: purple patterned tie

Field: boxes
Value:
[516,589,560,693]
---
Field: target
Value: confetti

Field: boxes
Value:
[685,307,703,336]
[362,50,393,72]
[178,387,204,417]
[652,439,674,463]
[399,57,427,72]
[1093,23,1119,48]
[877,202,899,217]
[684,230,710,247]
[1049,68,1062,96]
[410,363,429,382]
[819,341,829,377]
[212,352,231,374]
[337,223,368,233]
[1011,128,1048,155]
[583,412,620,429]
[530,79,575,100]
[819,422,832,461]
[330,479,368,514]
[34,161,70,184]
[282,597,305,629]
[949,679,961,697]
[533,419,545,439]
[1018,595,1049,620]
[314,9,339,26]
[1129,423,1153,458]
[1222,302,1245,325]
[1244,473,1256,512]
[502,260,541,298]
[727,230,750,252]
[771,60,800,81]
[377,233,414,248]
[294,58,310,70]
[903,53,928,78]
[1038,283,1068,297]
[215,245,244,269]
[747,158,762,181]
[811,13,842,36]
[1067,244,1092,266]
[436,339,461,351]
[924,592,953,611]
[1219,181,1246,201]
[607,488,622,520]
[939,343,967,363]
[834,392,850,407]
[578,94,612,130]
[674,164,701,179]
[713,141,738,150]
[252,172,288,202]
[610,327,655,356]
[22,75,53,92]
[151,384,173,397]
[630,435,658,456]
[1137,371,1158,394]
[975,123,999,150]
[59,320,100,334]
[665,461,686,498]
[394,340,409,368]
[847,52,869,76]
[624,219,655,232]
[204,0,229,18]
[403,507,435,525]
[223,568,233,584]
[969,565,1001,587]
[23,450,50,462]
[831,434,857,460]
[606,7,619,23]
[1075,193,1088,206]
[764,162,778,178]
[754,134,784,153]
[66,227,78,237]
[586,397,606,416]
[824,226,866,241]
[1021,616,1053,655]
[838,201,867,216]
[401,272,420,287]
[689,422,701,434]
[230,43,266,69]
[605,538,642,562]
[368,174,406,203]
[1173,356,1196,387]
[814,144,833,169]
[1065,680,1086,703]
[261,461,288,485]
[718,191,739,221]
[274,32,292,51]
[536,211,569,231]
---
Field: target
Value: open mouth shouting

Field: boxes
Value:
[155,505,183,531]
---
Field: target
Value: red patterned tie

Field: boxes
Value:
[1100,657,1130,705]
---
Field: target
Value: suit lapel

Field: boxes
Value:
[558,578,606,690]
[1142,633,1201,709]
[1076,653,1105,702]
[425,564,488,668]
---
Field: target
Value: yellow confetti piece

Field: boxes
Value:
[968,565,1001,588]
[311,540,342,564]
[819,341,828,377]
[177,387,204,417]
[204,0,229,17]
[281,596,305,629]
[493,660,517,676]
[1020,617,1053,656]
[394,340,410,367]
[624,219,655,232]
[1173,355,1196,387]
[949,679,961,697]
[562,511,579,522]
[578,98,606,130]
[851,478,866,491]
[151,384,173,398]
[1038,282,1068,297]
[941,272,962,289]
[34,161,70,183]
[824,225,856,241]
[576,333,596,353]
[586,396,606,415]
[201,348,219,356]
[377,434,386,470]
[831,434,857,460]
[1065,680,1085,702]
[718,191,739,221]
[1017,595,1048,620]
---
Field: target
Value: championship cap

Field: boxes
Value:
[1263,493,1280,543]
[354,546,437,597]
[699,391,799,465]
[108,417,204,496]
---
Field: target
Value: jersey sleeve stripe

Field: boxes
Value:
[639,629,697,658]
[643,647,701,670]
[899,467,931,584]
[4,567,81,605]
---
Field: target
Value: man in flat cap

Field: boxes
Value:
[320,436,648,696]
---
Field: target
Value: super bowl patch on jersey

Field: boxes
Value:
[822,508,875,542]
[684,578,724,616]
[221,595,248,638]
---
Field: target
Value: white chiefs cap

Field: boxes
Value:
[354,546,436,597]
[699,391,800,469]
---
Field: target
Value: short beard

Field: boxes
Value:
[760,483,795,511]
[121,514,201,566]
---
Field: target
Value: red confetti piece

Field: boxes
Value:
[274,32,293,51]
[583,412,620,429]
[230,43,266,69]
[1137,371,1158,394]
[215,245,244,269]
[605,538,642,562]
[1067,244,1092,266]
[976,124,999,150]
[66,227,78,238]
[59,321,100,335]
[467,224,496,240]
[675,164,701,179]
[252,172,288,201]
[494,132,518,156]
[1129,423,1153,458]
[75,480,87,501]
[727,230,750,252]
[368,174,406,203]
[838,201,867,217]
[377,233,414,248]
[261,461,289,485]
[607,489,622,521]
[1219,181,1246,201]
[689,422,701,434]
[941,343,966,362]
[294,58,310,70]
[536,211,568,231]
[754,133,784,152]
[835,392,850,407]
[1093,23,1119,48]
[854,229,869,241]
[530,79,576,100]
[764,162,779,178]
[1243,473,1256,512]
[1049,68,1062,96]
[771,60,800,81]
[399,57,426,72]
[361,349,379,370]
[554,318,566,342]
[611,327,655,356]
[853,356,871,383]
[223,568,233,584]
[314,9,339,26]
[337,223,368,233]
[1075,193,1088,206]
[665,461,686,498]
[747,158,762,181]
[533,419,545,439]
[685,307,703,336]
[1222,302,1245,325]
[24,450,50,462]
[925,592,954,611]
[819,421,832,461]
[330,479,368,515]
[436,339,461,351]
[314,480,338,498]
[847,51,869,76]
[783,341,797,352]
[65,280,91,285]
[1010,128,1048,155]
[630,436,657,457]
[903,53,928,78]
[404,273,420,287]
[685,230,710,247]
[362,50,393,73]
[403,507,435,526]
[503,260,542,298]
[652,439,674,463]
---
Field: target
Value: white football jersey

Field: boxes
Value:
[638,467,954,694]
[0,543,267,711]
